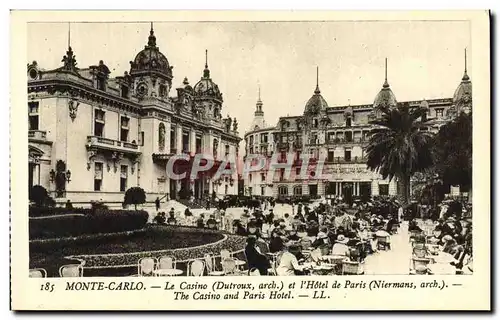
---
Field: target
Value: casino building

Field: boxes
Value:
[27,24,241,206]
[244,56,472,200]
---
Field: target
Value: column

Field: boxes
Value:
[176,125,182,154]
[355,182,360,196]
[190,129,196,155]
[34,164,40,185]
[165,122,171,154]
[371,179,379,196]
[339,182,343,196]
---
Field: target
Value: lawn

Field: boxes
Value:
[30,225,225,277]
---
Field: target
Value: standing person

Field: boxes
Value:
[155,197,160,211]
[245,237,271,275]
[205,196,211,210]
[398,204,404,222]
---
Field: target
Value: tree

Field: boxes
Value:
[365,104,435,205]
[432,112,472,192]
[124,187,146,210]
[29,185,49,207]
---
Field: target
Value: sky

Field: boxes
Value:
[27,21,471,133]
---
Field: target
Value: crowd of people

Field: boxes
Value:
[152,194,473,276]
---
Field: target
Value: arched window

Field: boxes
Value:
[293,186,302,196]
[158,123,165,151]
[278,185,288,196]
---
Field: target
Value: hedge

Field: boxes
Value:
[67,225,246,268]
[29,206,93,217]
[29,210,149,239]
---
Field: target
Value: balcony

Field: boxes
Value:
[86,135,141,155]
[277,142,289,150]
[326,137,367,145]
[28,130,50,143]
[325,156,367,164]
[306,139,321,146]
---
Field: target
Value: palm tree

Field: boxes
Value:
[365,104,434,205]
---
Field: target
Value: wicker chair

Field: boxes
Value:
[205,254,224,276]
[59,264,83,277]
[29,268,47,278]
[188,259,205,276]
[221,258,238,276]
[158,256,176,270]
[342,261,363,275]
[138,257,156,276]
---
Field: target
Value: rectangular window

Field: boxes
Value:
[196,135,202,153]
[346,118,352,127]
[328,150,334,162]
[120,165,128,192]
[436,108,444,118]
[139,131,144,146]
[97,78,106,91]
[120,116,129,142]
[121,85,129,98]
[261,186,265,196]
[295,167,301,176]
[182,131,189,153]
[94,109,105,137]
[94,162,103,191]
[249,136,254,145]
[344,149,352,162]
[28,102,39,130]
[379,184,389,196]
[170,127,176,152]
[280,169,285,181]
[225,145,230,156]
[345,131,353,142]
[261,173,266,182]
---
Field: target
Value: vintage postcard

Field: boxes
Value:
[10,10,490,311]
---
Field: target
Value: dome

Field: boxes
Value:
[373,58,397,110]
[305,90,329,115]
[304,67,328,115]
[453,72,472,106]
[129,25,173,79]
[193,50,223,101]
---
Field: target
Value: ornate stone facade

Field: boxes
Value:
[27,24,241,206]
[244,57,472,200]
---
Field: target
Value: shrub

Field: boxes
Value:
[29,185,54,207]
[29,206,92,217]
[124,187,146,210]
[29,209,149,239]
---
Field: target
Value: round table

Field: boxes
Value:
[433,252,457,264]
[322,255,348,263]
[153,268,183,276]
[428,264,456,275]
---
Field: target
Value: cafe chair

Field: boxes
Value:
[342,261,363,275]
[410,257,431,273]
[59,264,83,277]
[188,259,205,276]
[158,256,176,270]
[221,258,238,276]
[138,257,157,276]
[29,268,47,278]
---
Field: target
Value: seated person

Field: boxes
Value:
[245,236,271,275]
[408,219,423,233]
[386,215,398,234]
[312,228,330,248]
[287,229,301,241]
[153,212,166,224]
[276,243,306,276]
[166,212,177,225]
[196,214,205,228]
[233,220,248,236]
[331,234,351,257]
[184,207,192,217]
[247,221,261,238]
[269,231,285,253]
[206,215,218,230]
[441,235,464,258]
